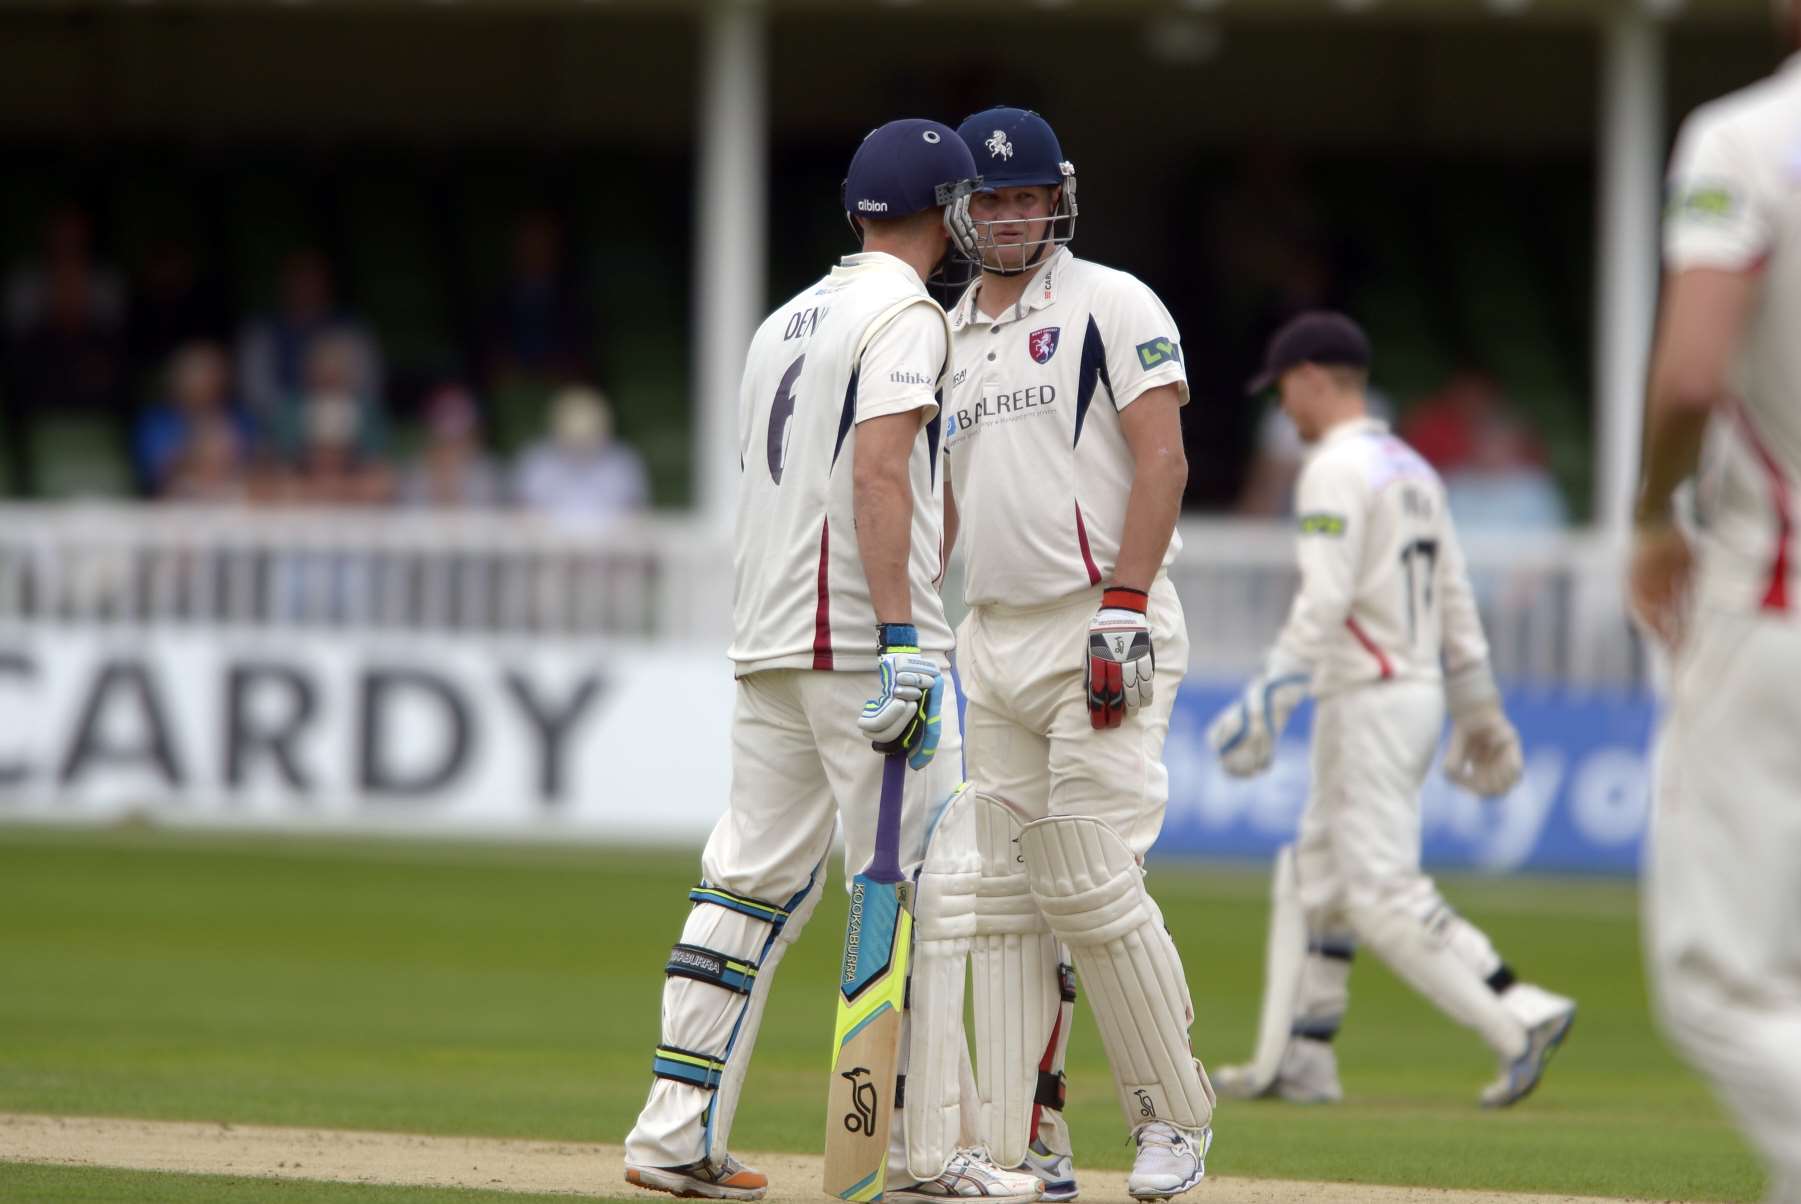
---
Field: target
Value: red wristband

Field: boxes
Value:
[1101,586,1148,613]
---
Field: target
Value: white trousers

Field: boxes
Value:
[1297,681,1448,923]
[1294,680,1521,1060]
[624,668,965,1175]
[958,577,1187,853]
[1647,611,1801,1203]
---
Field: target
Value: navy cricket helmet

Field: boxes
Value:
[952,107,1079,276]
[842,118,982,247]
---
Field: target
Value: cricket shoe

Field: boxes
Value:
[1480,990,1576,1108]
[1126,1122,1211,1200]
[624,1154,768,1201]
[1212,1039,1342,1104]
[889,1148,1044,1203]
[1014,1137,1078,1201]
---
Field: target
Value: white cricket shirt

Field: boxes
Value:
[945,248,1189,608]
[728,252,954,675]
[1272,417,1491,697]
[1664,54,1801,616]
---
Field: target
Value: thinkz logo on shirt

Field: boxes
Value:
[1135,337,1180,370]
[1298,512,1346,536]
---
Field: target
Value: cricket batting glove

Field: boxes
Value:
[859,623,944,770]
[1086,586,1155,729]
[1206,662,1310,778]
[1443,661,1523,797]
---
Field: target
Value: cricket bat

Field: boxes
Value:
[823,753,911,1201]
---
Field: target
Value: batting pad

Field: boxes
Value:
[907,783,979,1180]
[1020,815,1215,1134]
[629,868,824,1170]
[1241,844,1308,1091]
[970,792,1062,1167]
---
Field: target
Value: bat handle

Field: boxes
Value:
[868,752,907,885]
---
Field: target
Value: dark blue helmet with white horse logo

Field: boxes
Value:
[951,107,1078,276]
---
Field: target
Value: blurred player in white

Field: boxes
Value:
[623,119,1038,1204]
[1631,15,1801,1199]
[1205,312,1576,1109]
[942,107,1213,1201]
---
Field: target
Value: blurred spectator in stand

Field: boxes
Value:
[5,206,125,337]
[270,330,389,464]
[513,385,647,526]
[135,341,253,496]
[164,413,251,504]
[4,224,130,495]
[128,239,231,389]
[480,210,595,392]
[1398,371,1508,477]
[399,384,504,508]
[1442,408,1567,533]
[238,248,382,428]
[284,392,393,506]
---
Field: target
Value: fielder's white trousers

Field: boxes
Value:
[1647,610,1801,1203]
[625,667,965,1174]
[1296,680,1446,923]
[958,577,1187,853]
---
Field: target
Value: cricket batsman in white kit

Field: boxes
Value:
[1631,15,1801,1199]
[941,107,1215,1201]
[1205,311,1577,1109]
[623,119,1038,1204]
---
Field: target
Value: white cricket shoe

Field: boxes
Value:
[888,1148,1044,1204]
[1211,1039,1342,1103]
[1014,1137,1078,1201]
[1480,989,1576,1108]
[624,1154,768,1201]
[1126,1122,1211,1200]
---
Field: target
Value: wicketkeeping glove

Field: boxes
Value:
[1206,666,1310,778]
[1443,661,1522,797]
[859,623,944,770]
[1086,587,1155,729]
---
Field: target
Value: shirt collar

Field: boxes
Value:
[953,247,1069,331]
[1314,415,1388,448]
[831,251,926,293]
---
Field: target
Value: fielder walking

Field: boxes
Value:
[1205,311,1576,1109]
[1630,20,1801,1201]
[942,107,1215,1202]
[623,119,1037,1204]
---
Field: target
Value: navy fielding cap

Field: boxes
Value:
[1248,311,1372,395]
[843,119,980,221]
[956,107,1066,190]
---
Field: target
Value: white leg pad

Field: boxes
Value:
[907,782,980,1180]
[1241,844,1307,1091]
[970,792,1061,1168]
[1020,815,1215,1134]
[625,867,825,1169]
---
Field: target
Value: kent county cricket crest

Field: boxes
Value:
[985,129,1013,160]
[1029,326,1060,365]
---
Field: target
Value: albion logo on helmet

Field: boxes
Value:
[856,199,889,213]
[985,130,1013,160]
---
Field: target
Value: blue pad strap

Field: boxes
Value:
[666,943,758,995]
[688,884,791,928]
[653,1044,727,1090]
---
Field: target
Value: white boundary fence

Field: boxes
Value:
[0,506,1645,691]
[0,506,1649,847]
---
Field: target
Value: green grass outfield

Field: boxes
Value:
[0,826,1762,1202]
